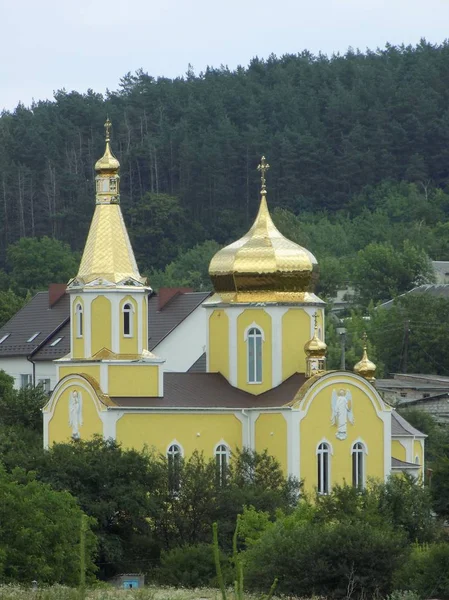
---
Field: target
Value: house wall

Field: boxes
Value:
[0,356,58,391]
[154,305,207,372]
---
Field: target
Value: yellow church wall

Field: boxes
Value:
[300,379,385,494]
[48,382,103,445]
[91,296,112,355]
[59,365,101,382]
[392,440,407,462]
[108,364,159,397]
[119,296,139,354]
[209,310,229,379]
[237,310,272,394]
[116,413,242,454]
[282,310,311,379]
[255,413,287,473]
[72,296,84,359]
[414,439,423,469]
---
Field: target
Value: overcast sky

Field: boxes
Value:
[1,0,448,112]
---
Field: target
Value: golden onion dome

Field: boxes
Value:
[304,314,327,358]
[354,333,376,381]
[95,118,120,175]
[208,156,319,303]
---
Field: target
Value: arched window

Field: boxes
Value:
[123,303,133,337]
[75,303,83,337]
[247,327,263,383]
[415,455,420,465]
[352,442,365,489]
[317,442,330,494]
[215,444,229,486]
[167,444,182,492]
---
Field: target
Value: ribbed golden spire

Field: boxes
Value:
[208,156,319,303]
[354,332,376,382]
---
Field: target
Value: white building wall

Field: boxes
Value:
[154,305,207,372]
[0,357,57,391]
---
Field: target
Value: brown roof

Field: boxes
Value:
[0,289,211,361]
[391,411,426,437]
[111,372,306,409]
[0,291,69,358]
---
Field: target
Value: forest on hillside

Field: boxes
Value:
[1,40,449,273]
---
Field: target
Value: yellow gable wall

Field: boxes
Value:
[48,381,103,445]
[209,310,229,379]
[72,296,84,359]
[255,413,287,473]
[392,440,407,461]
[116,413,242,454]
[119,296,138,355]
[414,439,423,466]
[91,296,112,355]
[108,364,159,397]
[237,309,272,394]
[282,309,311,379]
[59,365,101,382]
[300,378,385,493]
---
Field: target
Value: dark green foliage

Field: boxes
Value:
[0,289,25,328]
[155,543,231,588]
[395,543,449,599]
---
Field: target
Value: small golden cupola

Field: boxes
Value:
[354,333,376,382]
[208,156,319,303]
[304,312,327,377]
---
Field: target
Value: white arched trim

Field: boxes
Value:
[166,439,184,457]
[350,438,369,455]
[43,374,107,418]
[75,302,84,338]
[213,439,231,456]
[243,322,265,341]
[316,437,334,456]
[316,439,331,495]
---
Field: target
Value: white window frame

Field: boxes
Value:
[75,303,83,338]
[244,323,264,384]
[0,334,10,344]
[20,373,32,388]
[50,337,63,347]
[27,332,40,343]
[352,441,366,489]
[167,442,183,492]
[317,441,331,495]
[37,378,51,393]
[214,442,230,486]
[123,302,134,338]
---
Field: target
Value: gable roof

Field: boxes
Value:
[379,284,449,310]
[111,372,307,409]
[391,457,420,469]
[391,410,426,437]
[0,288,211,361]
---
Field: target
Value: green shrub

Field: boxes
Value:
[244,519,406,599]
[386,592,421,600]
[155,543,231,588]
[395,542,449,599]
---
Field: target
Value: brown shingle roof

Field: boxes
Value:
[0,291,69,358]
[111,372,306,408]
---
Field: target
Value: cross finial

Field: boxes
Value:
[362,331,368,349]
[104,118,112,143]
[257,156,270,195]
[314,311,319,333]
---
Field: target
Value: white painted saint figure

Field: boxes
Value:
[69,389,83,439]
[331,388,354,440]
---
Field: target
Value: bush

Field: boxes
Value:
[244,518,406,599]
[395,542,449,599]
[155,543,231,588]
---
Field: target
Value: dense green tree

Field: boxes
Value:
[0,289,25,327]
[0,465,97,585]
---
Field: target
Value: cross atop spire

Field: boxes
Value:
[104,118,112,143]
[362,331,368,349]
[257,156,270,195]
[314,311,319,332]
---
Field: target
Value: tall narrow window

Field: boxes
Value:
[167,444,182,492]
[123,303,132,336]
[352,442,365,489]
[247,327,263,383]
[215,444,229,486]
[75,303,83,337]
[317,442,330,494]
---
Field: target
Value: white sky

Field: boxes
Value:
[1,0,448,112]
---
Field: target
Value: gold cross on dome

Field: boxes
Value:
[362,331,368,349]
[104,118,112,142]
[314,311,319,331]
[257,156,270,194]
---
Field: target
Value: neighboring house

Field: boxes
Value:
[376,373,449,424]
[379,283,449,310]
[0,284,210,391]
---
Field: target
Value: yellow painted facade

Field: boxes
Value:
[108,365,159,397]
[392,440,407,462]
[237,309,272,394]
[119,296,139,355]
[72,296,84,359]
[255,413,288,473]
[282,309,311,379]
[91,296,112,355]
[59,365,101,382]
[208,310,229,379]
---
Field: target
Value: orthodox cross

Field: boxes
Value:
[362,331,368,349]
[104,118,112,142]
[314,311,319,333]
[257,156,270,194]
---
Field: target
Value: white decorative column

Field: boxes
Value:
[271,307,288,387]
[228,307,244,386]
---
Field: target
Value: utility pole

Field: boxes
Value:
[336,323,347,370]
[402,319,410,373]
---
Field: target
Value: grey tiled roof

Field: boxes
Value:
[391,456,420,469]
[111,372,307,408]
[0,292,69,358]
[391,411,426,437]
[380,284,449,309]
[188,352,206,373]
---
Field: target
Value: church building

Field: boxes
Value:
[43,121,425,493]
